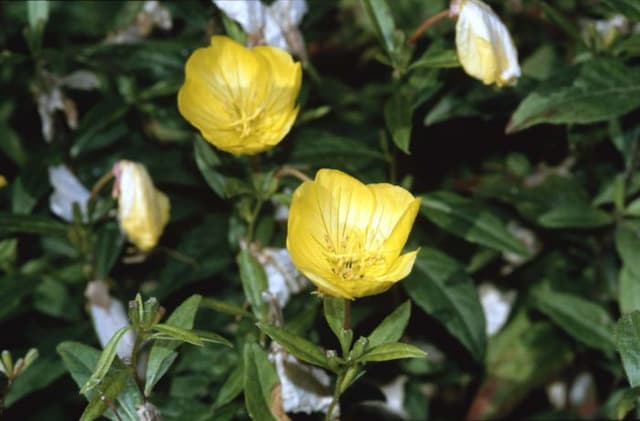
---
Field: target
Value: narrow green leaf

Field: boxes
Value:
[144,294,201,396]
[237,250,268,320]
[151,324,204,346]
[361,0,396,58]
[215,362,244,407]
[323,297,345,343]
[601,0,640,20]
[194,138,225,198]
[616,311,640,387]
[420,192,529,257]
[257,322,331,370]
[57,342,141,421]
[94,222,124,280]
[0,213,67,237]
[201,297,253,319]
[79,326,132,394]
[243,342,278,421]
[27,0,49,31]
[614,387,640,420]
[191,329,233,348]
[533,286,615,352]
[359,342,426,362]
[79,366,129,421]
[367,301,411,349]
[620,266,640,314]
[616,221,640,277]
[404,248,487,360]
[409,48,459,70]
[507,60,640,133]
[384,92,413,154]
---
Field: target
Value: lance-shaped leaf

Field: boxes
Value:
[257,322,332,370]
[79,326,132,394]
[616,311,640,387]
[243,342,278,421]
[367,300,411,349]
[359,342,426,362]
[144,294,201,396]
[237,250,268,320]
[404,248,487,361]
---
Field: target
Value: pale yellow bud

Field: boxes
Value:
[113,160,170,252]
[453,0,521,87]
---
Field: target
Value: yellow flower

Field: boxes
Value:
[287,169,420,300]
[113,160,170,252]
[453,0,521,87]
[0,175,6,188]
[178,35,302,156]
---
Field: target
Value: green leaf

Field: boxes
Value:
[145,294,202,396]
[420,192,529,257]
[616,311,640,387]
[620,267,640,314]
[0,274,39,322]
[409,48,459,70]
[257,322,332,370]
[404,248,487,361]
[243,342,278,421]
[57,342,141,421]
[215,362,244,407]
[324,297,353,356]
[0,213,68,237]
[151,324,204,346]
[384,92,413,154]
[601,0,640,20]
[237,250,268,320]
[201,297,253,319]
[359,342,426,362]
[532,286,615,352]
[613,387,640,420]
[80,326,132,394]
[367,301,411,349]
[191,329,233,348]
[617,221,640,277]
[469,311,574,419]
[94,222,124,280]
[80,366,130,421]
[537,206,612,228]
[71,97,129,157]
[507,60,640,133]
[194,138,225,198]
[361,0,396,60]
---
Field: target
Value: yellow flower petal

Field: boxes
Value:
[287,169,419,299]
[178,35,302,155]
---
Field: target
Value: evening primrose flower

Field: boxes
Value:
[178,36,302,156]
[287,169,420,300]
[452,0,521,87]
[112,160,170,252]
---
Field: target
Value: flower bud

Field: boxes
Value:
[112,160,170,252]
[48,165,92,222]
[452,0,521,87]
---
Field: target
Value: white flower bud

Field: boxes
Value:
[453,0,521,86]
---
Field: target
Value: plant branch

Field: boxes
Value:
[408,10,451,44]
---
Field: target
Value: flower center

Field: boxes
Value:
[324,231,385,281]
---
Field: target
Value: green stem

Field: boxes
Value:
[246,199,264,243]
[324,372,344,421]
[0,378,10,417]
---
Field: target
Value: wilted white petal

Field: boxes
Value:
[546,381,567,410]
[143,0,172,30]
[270,348,334,415]
[569,372,595,408]
[37,86,65,142]
[258,248,308,308]
[213,0,270,36]
[137,401,162,421]
[60,70,101,91]
[379,375,408,418]
[502,221,540,268]
[478,283,516,336]
[85,281,136,362]
[49,165,92,222]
